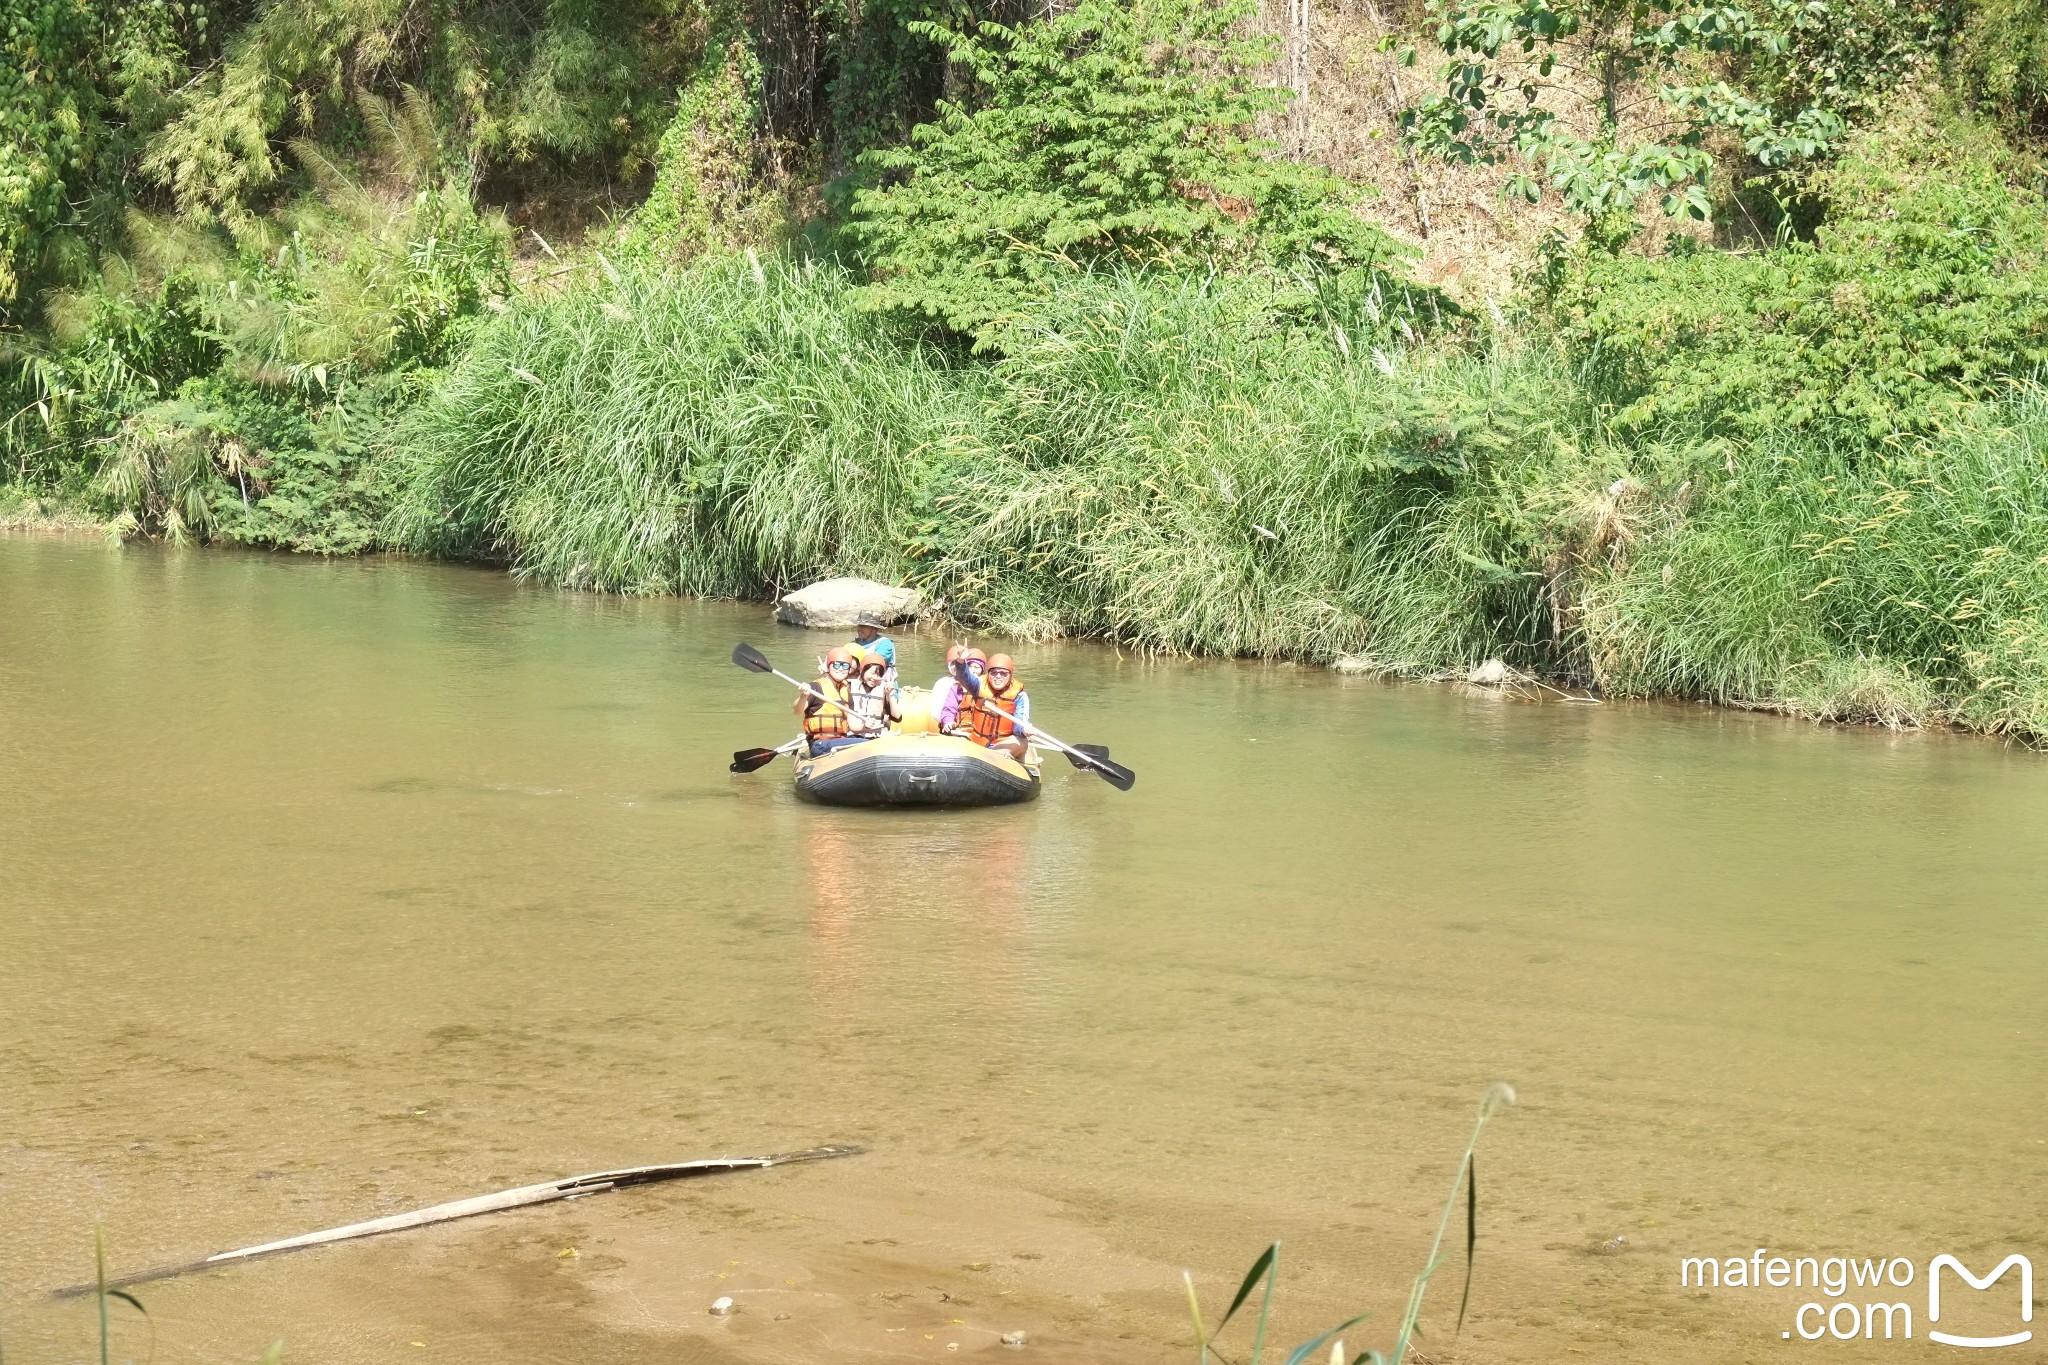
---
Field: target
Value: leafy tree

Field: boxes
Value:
[139,0,702,218]
[1952,0,2048,145]
[847,0,1419,339]
[821,0,968,172]
[1394,0,1862,245]
[0,0,203,319]
[14,85,508,535]
[635,9,778,256]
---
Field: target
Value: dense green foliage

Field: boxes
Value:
[1398,0,1953,243]
[1581,394,2048,733]
[137,0,703,218]
[9,0,2048,739]
[391,245,2048,735]
[1548,112,2048,442]
[635,31,774,255]
[9,92,507,539]
[848,0,1418,337]
[1,0,207,317]
[391,256,1538,659]
[1952,0,2048,144]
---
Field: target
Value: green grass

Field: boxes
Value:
[1580,388,2048,736]
[389,254,1569,665]
[388,255,961,597]
[386,249,2048,740]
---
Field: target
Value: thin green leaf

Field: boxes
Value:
[1250,1242,1281,1364]
[1283,1312,1374,1365]
[96,1222,109,1365]
[1456,1156,1477,1333]
[1218,1242,1279,1333]
[1184,1269,1211,1362]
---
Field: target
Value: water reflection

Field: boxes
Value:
[799,806,1046,1041]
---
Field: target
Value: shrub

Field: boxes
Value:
[634,35,775,256]
[138,0,699,218]
[386,253,970,594]
[1546,109,2048,445]
[1951,0,2048,146]
[0,0,197,320]
[389,244,2048,738]
[846,0,1422,341]
[7,92,509,546]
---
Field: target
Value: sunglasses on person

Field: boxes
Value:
[828,660,853,675]
[987,667,1012,680]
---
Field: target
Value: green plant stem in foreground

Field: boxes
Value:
[1184,1083,1517,1365]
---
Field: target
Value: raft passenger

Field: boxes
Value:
[796,646,869,755]
[851,612,897,690]
[847,649,901,736]
[932,644,968,721]
[939,648,988,735]
[966,653,1032,760]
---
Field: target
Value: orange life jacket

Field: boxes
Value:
[803,676,854,739]
[967,679,1023,746]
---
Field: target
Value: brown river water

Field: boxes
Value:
[3,536,2046,1365]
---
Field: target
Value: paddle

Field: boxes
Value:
[957,675,1136,791]
[732,640,827,698]
[732,642,1134,791]
[730,738,804,774]
[728,642,886,742]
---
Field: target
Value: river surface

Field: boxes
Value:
[3,535,2045,1365]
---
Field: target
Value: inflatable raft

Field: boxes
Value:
[794,732,1041,807]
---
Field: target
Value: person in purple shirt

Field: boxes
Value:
[935,646,984,733]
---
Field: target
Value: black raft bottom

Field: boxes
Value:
[795,745,1040,807]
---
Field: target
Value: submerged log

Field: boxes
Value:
[55,1144,863,1297]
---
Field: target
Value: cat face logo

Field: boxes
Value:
[1928,1254,2033,1349]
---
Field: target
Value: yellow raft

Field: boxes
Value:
[794,732,1041,807]
[793,687,1042,808]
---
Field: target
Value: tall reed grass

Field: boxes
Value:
[388,250,2048,739]
[391,255,1571,664]
[1579,389,2048,736]
[389,254,962,596]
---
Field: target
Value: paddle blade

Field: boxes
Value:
[730,747,783,774]
[1084,752,1136,791]
[731,642,773,673]
[1065,743,1109,770]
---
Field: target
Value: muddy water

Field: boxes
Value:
[3,535,2045,1365]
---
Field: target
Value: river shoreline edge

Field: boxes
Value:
[9,522,2028,749]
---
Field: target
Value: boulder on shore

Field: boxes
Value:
[775,578,922,629]
[1467,658,1510,687]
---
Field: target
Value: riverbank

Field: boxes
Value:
[11,115,2048,739]
[18,327,2048,744]
[383,227,2048,740]
[0,491,105,536]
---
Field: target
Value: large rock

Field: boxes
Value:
[775,577,922,629]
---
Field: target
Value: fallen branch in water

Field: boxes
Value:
[55,1144,863,1297]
